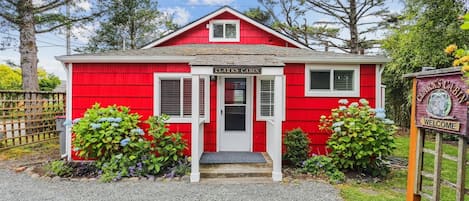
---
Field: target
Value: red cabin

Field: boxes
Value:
[57,6,389,182]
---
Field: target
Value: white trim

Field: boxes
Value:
[153,73,209,123]
[262,67,284,76]
[191,66,214,75]
[65,63,73,161]
[217,77,253,152]
[256,76,286,121]
[55,56,194,63]
[278,56,390,64]
[190,75,200,183]
[375,64,381,108]
[141,7,310,49]
[272,75,283,182]
[304,64,360,97]
[209,20,240,42]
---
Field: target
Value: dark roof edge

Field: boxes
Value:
[403,67,462,78]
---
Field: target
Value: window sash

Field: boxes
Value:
[260,79,274,117]
[160,77,205,118]
[309,69,355,91]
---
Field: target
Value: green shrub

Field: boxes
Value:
[283,128,310,167]
[45,160,72,177]
[319,99,396,177]
[72,103,141,160]
[302,155,345,184]
[71,104,188,182]
[145,115,187,169]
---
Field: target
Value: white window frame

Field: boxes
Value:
[305,64,360,97]
[256,76,286,121]
[154,73,210,123]
[209,20,240,42]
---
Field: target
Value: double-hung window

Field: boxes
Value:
[256,76,286,121]
[305,65,360,97]
[209,20,240,42]
[154,73,209,123]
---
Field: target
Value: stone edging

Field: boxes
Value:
[15,166,190,183]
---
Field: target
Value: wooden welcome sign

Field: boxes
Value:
[404,67,469,201]
[415,71,468,135]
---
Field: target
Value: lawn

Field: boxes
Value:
[338,134,469,201]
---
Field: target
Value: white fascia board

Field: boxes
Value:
[141,7,232,49]
[141,7,310,50]
[55,56,195,63]
[278,57,391,64]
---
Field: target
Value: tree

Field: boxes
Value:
[79,0,176,53]
[258,0,339,49]
[0,64,22,90]
[0,64,61,91]
[382,0,469,126]
[301,0,390,54]
[244,7,272,25]
[38,70,61,91]
[0,0,101,91]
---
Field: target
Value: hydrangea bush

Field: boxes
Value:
[71,104,187,182]
[319,99,397,177]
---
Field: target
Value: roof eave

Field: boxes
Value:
[55,55,195,63]
[278,57,391,64]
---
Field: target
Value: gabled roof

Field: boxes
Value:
[140,6,311,49]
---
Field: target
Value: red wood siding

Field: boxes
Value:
[157,12,296,48]
[253,80,267,152]
[203,80,217,152]
[71,63,191,160]
[70,63,378,158]
[282,63,376,155]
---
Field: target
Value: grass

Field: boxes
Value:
[338,134,469,201]
[0,139,59,161]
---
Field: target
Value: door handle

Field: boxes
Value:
[221,109,223,115]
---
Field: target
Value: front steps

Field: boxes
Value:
[199,152,274,183]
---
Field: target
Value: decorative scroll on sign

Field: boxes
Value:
[416,74,469,135]
[213,66,262,74]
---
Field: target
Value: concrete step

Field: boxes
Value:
[200,177,274,184]
[200,165,272,178]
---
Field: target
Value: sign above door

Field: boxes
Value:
[213,66,262,74]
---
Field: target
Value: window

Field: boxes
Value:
[155,74,209,123]
[305,65,360,97]
[256,76,286,121]
[209,20,240,42]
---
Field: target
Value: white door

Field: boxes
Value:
[218,77,252,151]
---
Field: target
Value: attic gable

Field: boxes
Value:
[141,6,309,49]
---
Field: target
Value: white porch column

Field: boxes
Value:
[190,75,200,182]
[272,75,283,181]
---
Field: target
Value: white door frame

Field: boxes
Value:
[216,76,253,152]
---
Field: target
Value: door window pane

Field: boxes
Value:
[225,78,246,104]
[310,71,330,90]
[334,70,354,91]
[225,106,246,131]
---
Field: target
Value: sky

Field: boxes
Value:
[0,0,404,80]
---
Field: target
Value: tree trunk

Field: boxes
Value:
[349,0,359,54]
[18,0,39,91]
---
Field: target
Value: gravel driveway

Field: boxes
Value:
[0,169,343,201]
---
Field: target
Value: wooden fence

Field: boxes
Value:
[0,91,65,150]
